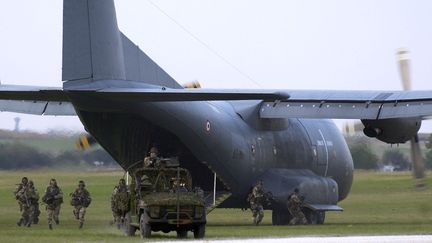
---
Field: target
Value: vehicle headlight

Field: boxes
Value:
[194,206,204,219]
[149,206,160,218]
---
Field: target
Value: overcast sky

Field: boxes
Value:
[0,0,432,132]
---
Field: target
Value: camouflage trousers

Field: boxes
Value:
[20,204,36,226]
[288,207,307,225]
[46,205,61,225]
[73,206,86,223]
[250,203,264,225]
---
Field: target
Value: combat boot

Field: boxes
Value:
[16,218,23,227]
[55,219,59,225]
[79,222,83,229]
[48,224,53,230]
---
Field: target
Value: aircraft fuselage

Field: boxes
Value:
[67,80,353,208]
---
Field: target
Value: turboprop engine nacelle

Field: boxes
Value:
[361,118,421,144]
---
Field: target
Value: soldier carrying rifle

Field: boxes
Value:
[70,180,91,229]
[42,178,63,230]
[15,179,39,227]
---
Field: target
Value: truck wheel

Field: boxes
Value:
[139,213,151,238]
[193,224,205,239]
[177,230,188,238]
[124,212,136,236]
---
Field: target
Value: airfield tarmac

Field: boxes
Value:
[157,235,432,243]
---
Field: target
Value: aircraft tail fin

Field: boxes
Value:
[62,0,181,88]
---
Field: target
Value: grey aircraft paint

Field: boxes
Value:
[3,0,429,224]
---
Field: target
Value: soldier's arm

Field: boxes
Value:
[55,188,64,199]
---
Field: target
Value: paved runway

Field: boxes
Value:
[158,235,432,243]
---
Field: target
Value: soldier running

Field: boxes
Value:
[287,188,307,225]
[16,180,39,227]
[111,178,130,229]
[70,180,92,229]
[42,178,63,230]
[247,180,266,225]
[14,177,29,217]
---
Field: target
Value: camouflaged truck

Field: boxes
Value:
[123,159,206,239]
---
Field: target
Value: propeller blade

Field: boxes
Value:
[182,81,201,89]
[397,48,412,91]
[396,48,426,186]
[410,135,426,186]
[76,134,97,150]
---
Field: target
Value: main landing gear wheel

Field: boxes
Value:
[304,209,325,225]
[272,207,291,225]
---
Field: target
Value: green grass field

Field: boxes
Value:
[0,170,431,242]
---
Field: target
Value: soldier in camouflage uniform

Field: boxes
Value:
[70,180,91,229]
[14,177,29,217]
[42,178,63,230]
[29,181,41,225]
[16,180,39,227]
[287,188,307,225]
[247,180,266,225]
[143,147,159,167]
[111,178,130,229]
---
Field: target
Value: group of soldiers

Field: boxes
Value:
[14,177,91,230]
[14,177,40,227]
[247,181,307,225]
[15,147,309,229]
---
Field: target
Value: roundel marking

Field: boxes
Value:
[205,120,211,133]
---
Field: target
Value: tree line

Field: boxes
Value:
[0,142,117,170]
[349,135,432,170]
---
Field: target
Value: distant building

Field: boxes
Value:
[14,117,21,132]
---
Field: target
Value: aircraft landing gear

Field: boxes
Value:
[271,207,292,225]
[304,208,325,224]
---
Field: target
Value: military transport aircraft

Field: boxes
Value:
[1,0,431,225]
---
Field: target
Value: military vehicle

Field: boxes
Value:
[123,161,206,239]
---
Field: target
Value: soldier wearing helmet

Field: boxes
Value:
[14,176,29,226]
[111,178,130,229]
[143,146,160,168]
[287,188,307,225]
[16,178,39,227]
[42,178,63,230]
[70,180,91,229]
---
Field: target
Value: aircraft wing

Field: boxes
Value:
[260,90,432,119]
[4,85,432,120]
[0,85,289,115]
[0,85,75,115]
[82,88,290,102]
